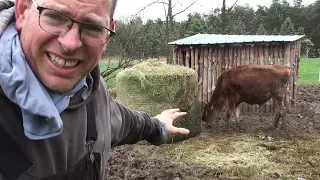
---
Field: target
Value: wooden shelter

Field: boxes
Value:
[169,34,304,113]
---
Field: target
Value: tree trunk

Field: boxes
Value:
[166,0,173,64]
[220,0,227,34]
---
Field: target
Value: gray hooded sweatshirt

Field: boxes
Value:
[0,1,164,179]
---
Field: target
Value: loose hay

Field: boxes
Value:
[116,60,202,143]
[154,133,320,179]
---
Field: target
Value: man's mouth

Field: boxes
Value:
[47,53,79,68]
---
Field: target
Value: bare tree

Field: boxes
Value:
[101,16,147,80]
[220,0,239,34]
[137,0,198,64]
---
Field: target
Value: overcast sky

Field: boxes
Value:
[114,0,316,22]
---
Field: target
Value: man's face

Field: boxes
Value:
[15,0,115,93]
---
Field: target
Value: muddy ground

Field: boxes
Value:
[105,85,320,180]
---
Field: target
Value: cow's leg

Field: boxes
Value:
[225,102,235,129]
[273,97,284,128]
[278,97,287,128]
[234,105,241,127]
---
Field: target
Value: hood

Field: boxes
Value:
[0,1,101,108]
[0,0,14,97]
[0,0,15,35]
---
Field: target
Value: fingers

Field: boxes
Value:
[172,112,187,119]
[163,108,187,118]
[169,127,190,135]
[163,108,181,114]
[158,108,189,135]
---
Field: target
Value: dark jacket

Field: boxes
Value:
[0,1,164,179]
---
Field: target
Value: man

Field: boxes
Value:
[0,0,190,179]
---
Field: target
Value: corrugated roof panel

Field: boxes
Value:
[168,34,305,45]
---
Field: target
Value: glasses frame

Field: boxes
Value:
[30,0,116,47]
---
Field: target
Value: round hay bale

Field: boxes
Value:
[116,60,202,143]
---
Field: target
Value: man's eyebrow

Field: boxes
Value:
[81,15,108,27]
[42,3,108,27]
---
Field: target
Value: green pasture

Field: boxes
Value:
[99,58,320,88]
[298,58,320,85]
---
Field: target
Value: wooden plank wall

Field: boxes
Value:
[172,41,301,113]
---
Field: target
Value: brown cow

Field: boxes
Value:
[202,64,291,128]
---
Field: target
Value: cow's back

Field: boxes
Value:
[220,64,291,105]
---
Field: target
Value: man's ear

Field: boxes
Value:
[110,19,117,32]
[15,0,29,30]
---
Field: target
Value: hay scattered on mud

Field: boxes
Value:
[107,84,320,180]
[155,133,320,179]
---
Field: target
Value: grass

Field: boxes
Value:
[298,58,320,85]
[99,61,121,88]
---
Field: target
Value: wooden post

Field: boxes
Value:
[173,46,178,64]
[264,44,270,65]
[271,45,276,65]
[208,47,213,100]
[186,47,190,68]
[284,43,291,108]
[245,45,250,65]
[250,45,254,65]
[229,46,233,68]
[213,47,219,92]
[269,45,276,64]
[178,48,184,65]
[195,47,200,101]
[293,40,301,106]
[195,47,199,77]
[225,46,229,71]
[280,44,285,65]
[190,46,195,69]
[203,47,209,103]
[199,47,204,103]
[290,42,296,106]
[218,46,223,76]
[284,43,291,67]
[259,45,264,65]
[177,48,180,65]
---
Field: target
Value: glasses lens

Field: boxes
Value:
[81,24,112,46]
[39,9,71,35]
[39,8,114,47]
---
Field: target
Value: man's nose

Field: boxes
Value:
[57,24,83,53]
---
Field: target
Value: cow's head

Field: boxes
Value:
[202,102,220,123]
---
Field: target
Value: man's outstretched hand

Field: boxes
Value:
[155,108,190,135]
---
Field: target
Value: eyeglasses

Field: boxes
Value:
[31,0,116,47]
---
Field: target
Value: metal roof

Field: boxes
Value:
[168,34,305,45]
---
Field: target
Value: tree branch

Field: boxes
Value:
[135,0,169,16]
[227,0,239,12]
[172,0,198,18]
